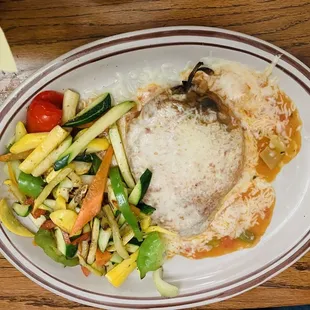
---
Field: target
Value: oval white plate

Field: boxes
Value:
[0,26,309,310]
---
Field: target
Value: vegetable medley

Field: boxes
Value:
[0,89,178,297]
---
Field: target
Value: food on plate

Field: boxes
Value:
[0,58,302,297]
[125,75,244,236]
[27,91,63,133]
[0,199,34,237]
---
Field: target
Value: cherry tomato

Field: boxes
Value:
[27,90,63,133]
[33,90,64,109]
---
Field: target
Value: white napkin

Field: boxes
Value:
[0,27,17,72]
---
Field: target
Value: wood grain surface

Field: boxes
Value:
[0,0,309,309]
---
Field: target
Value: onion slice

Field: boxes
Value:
[152,268,179,298]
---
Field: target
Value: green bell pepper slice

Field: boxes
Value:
[137,232,165,279]
[109,166,143,241]
[34,229,79,267]
[18,172,45,198]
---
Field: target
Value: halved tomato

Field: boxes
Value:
[32,90,64,109]
[27,91,63,132]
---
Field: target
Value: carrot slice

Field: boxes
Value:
[70,145,113,236]
[40,220,56,230]
[95,249,112,267]
[71,232,91,245]
[0,151,32,162]
[81,266,91,277]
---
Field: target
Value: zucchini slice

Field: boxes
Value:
[66,244,78,258]
[84,138,109,154]
[54,227,67,255]
[10,133,48,154]
[45,169,61,183]
[140,214,151,231]
[19,126,69,174]
[68,171,82,187]
[83,222,91,234]
[55,186,70,202]
[62,89,80,124]
[105,251,138,287]
[43,199,57,209]
[34,167,73,211]
[38,204,54,212]
[73,161,92,175]
[98,227,112,253]
[109,124,135,188]
[128,169,152,205]
[126,243,139,253]
[88,154,101,175]
[32,136,72,177]
[137,202,156,215]
[12,202,32,217]
[78,254,104,276]
[87,217,101,265]
[107,181,116,203]
[6,135,16,151]
[55,196,67,210]
[75,153,94,162]
[117,214,126,226]
[110,252,123,264]
[91,261,106,275]
[105,261,114,272]
[73,128,87,141]
[15,121,27,142]
[107,228,135,253]
[54,101,136,170]
[80,240,90,260]
[28,213,46,228]
[55,227,78,258]
[103,204,129,259]
[64,93,111,127]
[0,199,34,237]
[4,179,26,203]
[59,177,74,189]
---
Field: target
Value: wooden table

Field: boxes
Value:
[0,0,309,309]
